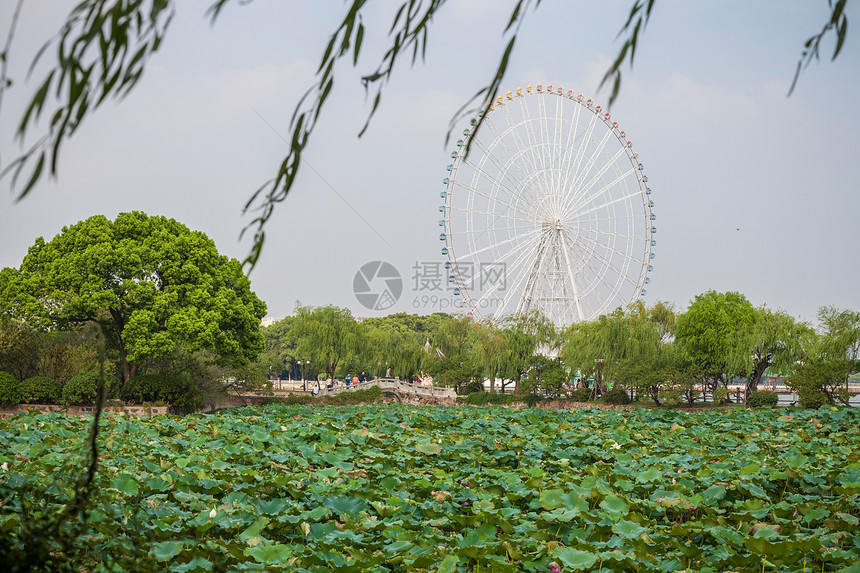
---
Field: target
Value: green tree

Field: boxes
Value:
[497,310,556,394]
[674,291,756,392]
[425,314,482,393]
[520,357,567,397]
[615,343,697,405]
[0,212,266,382]
[727,306,814,394]
[360,315,426,380]
[562,302,662,396]
[788,306,860,406]
[261,316,297,378]
[0,316,40,381]
[472,320,506,393]
[817,306,860,372]
[291,304,362,381]
[1,1,848,265]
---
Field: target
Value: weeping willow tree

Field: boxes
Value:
[561,302,666,397]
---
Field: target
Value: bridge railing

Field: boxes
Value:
[314,378,457,399]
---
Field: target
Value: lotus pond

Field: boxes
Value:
[1,404,859,572]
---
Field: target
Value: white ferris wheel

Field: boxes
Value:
[439,84,656,327]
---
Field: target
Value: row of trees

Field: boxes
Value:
[259,306,560,395]
[265,293,859,407]
[1,211,855,409]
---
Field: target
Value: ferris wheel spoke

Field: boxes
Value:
[569,111,600,190]
[556,230,585,321]
[456,234,542,297]
[572,255,625,315]
[467,133,533,199]
[483,114,545,198]
[575,213,643,226]
[557,102,583,191]
[446,222,539,240]
[566,188,644,221]
[460,142,544,213]
[451,179,529,216]
[573,234,640,290]
[564,151,636,216]
[455,227,542,261]
[500,238,548,315]
[474,235,541,312]
[515,96,548,194]
[577,229,633,267]
[450,205,533,223]
[570,128,615,199]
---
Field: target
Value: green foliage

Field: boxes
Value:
[320,384,381,405]
[728,306,814,393]
[266,385,383,407]
[291,304,362,381]
[746,390,779,408]
[0,212,266,382]
[712,385,730,404]
[798,390,830,410]
[615,342,691,405]
[359,313,444,379]
[2,406,860,570]
[462,391,514,406]
[0,370,19,405]
[789,354,852,407]
[425,315,483,392]
[562,302,665,395]
[120,373,203,414]
[18,376,60,404]
[522,393,543,407]
[675,290,756,386]
[0,316,40,381]
[569,387,593,402]
[602,387,631,405]
[62,371,111,406]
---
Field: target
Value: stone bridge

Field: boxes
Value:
[315,378,457,403]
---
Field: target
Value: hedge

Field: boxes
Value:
[19,376,61,404]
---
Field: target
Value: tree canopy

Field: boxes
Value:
[0,211,266,381]
[674,290,756,388]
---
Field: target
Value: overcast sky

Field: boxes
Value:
[1,0,858,326]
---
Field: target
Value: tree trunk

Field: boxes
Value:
[746,359,769,394]
[121,357,138,383]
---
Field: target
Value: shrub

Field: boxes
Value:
[747,389,779,408]
[322,385,382,405]
[120,372,203,413]
[462,391,514,405]
[798,390,830,410]
[523,393,543,407]
[62,372,112,406]
[712,386,730,405]
[602,387,631,405]
[0,371,20,405]
[569,387,593,402]
[19,376,61,404]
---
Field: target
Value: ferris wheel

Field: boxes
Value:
[439,84,655,327]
